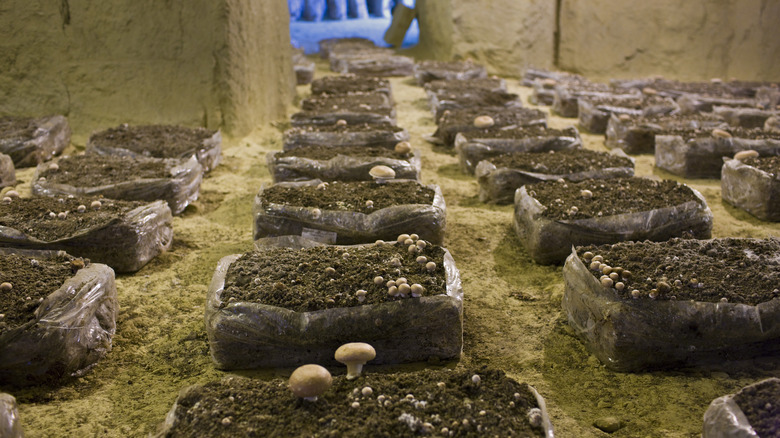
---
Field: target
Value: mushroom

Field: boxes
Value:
[733,150,759,161]
[289,364,332,402]
[369,165,395,183]
[473,115,495,128]
[394,141,412,154]
[711,128,732,139]
[335,342,376,380]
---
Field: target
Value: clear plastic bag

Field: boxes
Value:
[455,126,582,174]
[88,128,222,173]
[713,106,778,129]
[655,134,780,179]
[31,155,204,215]
[0,248,117,385]
[677,93,757,114]
[0,115,71,168]
[561,244,780,371]
[0,200,173,273]
[721,158,780,222]
[0,153,15,188]
[253,179,447,244]
[702,378,779,438]
[476,151,635,204]
[205,236,463,369]
[605,113,727,155]
[577,96,678,134]
[283,124,409,150]
[267,150,421,182]
[513,185,713,264]
[413,60,487,85]
[330,52,415,77]
[0,393,23,438]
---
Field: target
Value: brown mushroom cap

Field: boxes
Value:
[394,141,412,154]
[335,342,376,379]
[289,364,332,400]
[369,165,396,179]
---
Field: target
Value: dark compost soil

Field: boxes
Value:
[732,378,780,438]
[424,78,506,94]
[301,93,392,114]
[665,126,780,140]
[488,149,633,174]
[287,122,405,134]
[88,125,217,158]
[38,155,170,186]
[434,108,547,146]
[260,181,435,214]
[275,145,410,161]
[221,240,446,312]
[0,252,87,332]
[459,125,576,141]
[160,367,545,438]
[0,196,144,241]
[741,156,780,178]
[528,177,701,220]
[576,238,780,305]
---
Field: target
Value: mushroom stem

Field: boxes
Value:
[346,363,363,380]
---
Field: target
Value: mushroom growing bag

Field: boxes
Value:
[513,185,713,265]
[561,246,780,371]
[31,156,203,215]
[0,200,173,273]
[721,158,780,222]
[253,179,446,244]
[0,249,117,385]
[205,236,463,369]
[0,115,71,167]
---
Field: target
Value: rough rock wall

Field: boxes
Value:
[413,0,555,77]
[0,0,293,143]
[558,0,780,81]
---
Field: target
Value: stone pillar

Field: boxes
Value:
[0,0,293,143]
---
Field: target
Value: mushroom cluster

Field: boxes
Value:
[288,342,378,402]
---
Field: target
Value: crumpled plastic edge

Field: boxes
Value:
[0,152,15,188]
[0,393,23,438]
[702,394,758,438]
[282,125,410,150]
[0,115,71,168]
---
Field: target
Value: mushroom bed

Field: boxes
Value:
[563,238,780,371]
[205,236,462,369]
[155,368,549,438]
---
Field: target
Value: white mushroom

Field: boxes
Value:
[733,150,759,161]
[289,364,332,401]
[369,165,396,183]
[394,141,412,154]
[335,342,376,380]
[473,115,495,128]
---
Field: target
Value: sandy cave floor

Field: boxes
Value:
[8,58,780,437]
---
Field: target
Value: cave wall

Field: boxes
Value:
[413,0,555,76]
[558,0,780,82]
[0,0,293,143]
[415,0,779,81]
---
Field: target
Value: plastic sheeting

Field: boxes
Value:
[433,107,548,148]
[512,184,713,264]
[0,393,23,438]
[205,236,462,369]
[253,179,446,244]
[0,200,173,273]
[702,378,779,438]
[283,124,410,150]
[87,128,222,173]
[677,93,757,114]
[0,249,117,385]
[31,156,204,215]
[655,134,780,179]
[0,115,71,168]
[0,153,15,188]
[476,151,634,204]
[427,89,522,123]
[713,106,779,129]
[267,149,421,182]
[721,158,780,222]
[455,126,582,174]
[413,60,487,86]
[330,51,415,77]
[561,244,780,371]
[577,96,679,134]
